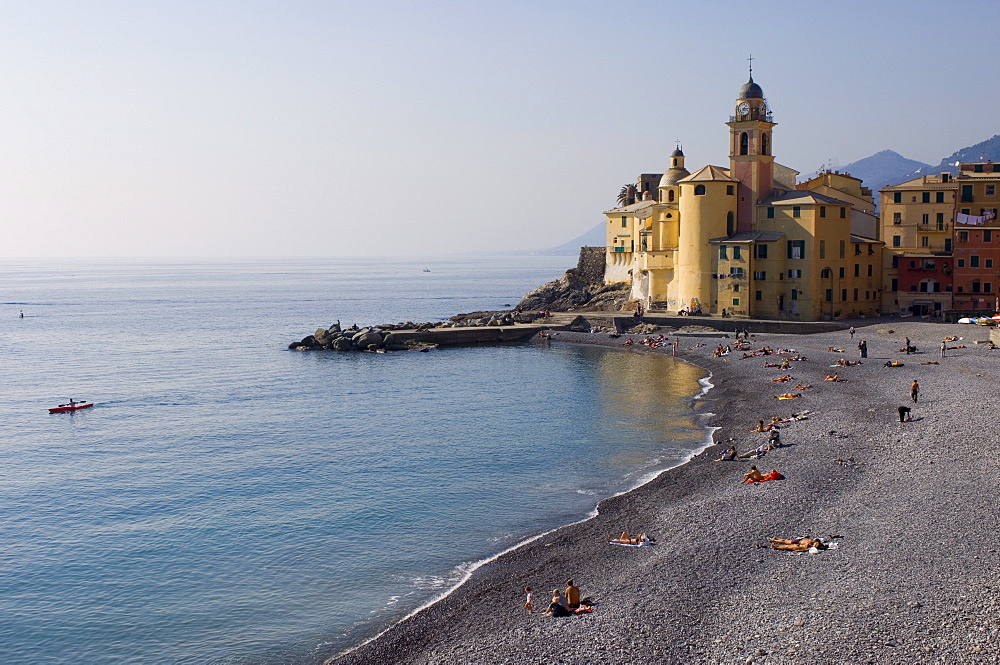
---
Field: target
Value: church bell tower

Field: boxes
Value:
[726,61,776,232]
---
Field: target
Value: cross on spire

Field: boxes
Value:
[747,53,754,79]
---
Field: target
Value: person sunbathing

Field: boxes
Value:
[753,420,766,432]
[779,359,790,370]
[794,384,812,390]
[768,537,824,551]
[775,393,801,399]
[884,360,904,367]
[738,444,768,460]
[771,375,793,383]
[742,466,765,483]
[824,372,841,381]
[610,531,650,545]
[714,445,737,461]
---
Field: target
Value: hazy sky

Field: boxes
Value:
[3,1,999,258]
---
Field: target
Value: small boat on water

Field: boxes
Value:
[49,401,94,413]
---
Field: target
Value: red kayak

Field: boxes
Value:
[49,402,94,413]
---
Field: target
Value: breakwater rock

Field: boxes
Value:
[289,322,405,352]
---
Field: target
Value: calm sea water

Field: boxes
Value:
[0,257,709,664]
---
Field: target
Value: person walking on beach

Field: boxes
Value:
[524,586,535,614]
[905,337,911,354]
[849,326,855,339]
[672,338,679,356]
[858,340,868,358]
[910,379,920,403]
[941,340,947,358]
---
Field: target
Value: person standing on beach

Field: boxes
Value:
[524,587,535,614]
[911,380,920,403]
[672,338,679,356]
[858,340,868,358]
[941,340,947,358]
[849,326,855,339]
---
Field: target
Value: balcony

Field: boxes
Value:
[638,252,674,270]
[917,224,949,232]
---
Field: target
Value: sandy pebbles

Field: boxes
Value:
[330,321,1000,665]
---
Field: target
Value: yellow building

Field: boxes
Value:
[604,74,882,320]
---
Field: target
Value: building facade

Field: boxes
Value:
[605,75,882,321]
[880,163,1000,316]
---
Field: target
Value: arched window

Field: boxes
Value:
[694,184,706,196]
[740,132,749,155]
[672,158,677,167]
[821,268,831,279]
[726,211,734,236]
[761,132,769,156]
[667,190,675,202]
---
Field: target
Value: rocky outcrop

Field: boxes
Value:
[518,271,629,312]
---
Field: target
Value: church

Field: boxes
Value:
[605,73,882,321]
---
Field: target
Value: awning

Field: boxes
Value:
[912,299,935,304]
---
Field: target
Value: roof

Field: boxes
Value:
[738,76,764,100]
[603,200,657,215]
[708,231,785,244]
[763,190,849,206]
[850,234,881,244]
[659,166,691,188]
[679,165,738,183]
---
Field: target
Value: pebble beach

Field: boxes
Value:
[331,320,1000,665]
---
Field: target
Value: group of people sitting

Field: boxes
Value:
[537,579,593,617]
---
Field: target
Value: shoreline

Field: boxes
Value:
[329,320,1000,664]
[332,347,718,661]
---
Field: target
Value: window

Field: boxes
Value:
[922,192,931,203]
[868,265,873,276]
[854,264,860,277]
[891,256,899,268]
[755,291,762,301]
[727,185,734,195]
[972,281,981,293]
[942,173,950,183]
[922,213,929,225]
[868,243,874,255]
[855,244,862,256]
[821,268,831,279]
[761,133,769,155]
[945,239,952,252]
[753,271,766,280]
[695,184,706,195]
[819,240,826,258]
[971,255,980,267]
[839,267,845,278]
[987,259,994,268]
[842,289,847,301]
[754,244,768,259]
[792,206,801,218]
[893,212,902,225]
[787,240,805,259]
[936,191,945,203]
[825,289,832,302]
[668,190,675,202]
[621,216,627,228]
[853,288,858,301]
[893,192,902,203]
[733,284,740,292]
[892,235,901,247]
[788,269,802,278]
[962,208,971,215]
[732,267,745,278]
[791,289,798,300]
[936,212,945,230]
[985,230,993,242]
[891,278,898,291]
[921,236,929,247]
[767,207,774,218]
[840,207,846,219]
[958,259,965,267]
[988,185,996,197]
[740,132,749,155]
[975,165,984,173]
[986,283,993,293]
[732,298,741,306]
[820,206,826,218]
[732,246,741,260]
[962,184,973,202]
[719,245,728,260]
[839,240,846,258]
[959,230,969,242]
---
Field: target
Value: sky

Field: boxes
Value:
[3,0,1000,258]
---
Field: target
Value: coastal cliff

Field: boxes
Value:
[517,246,629,312]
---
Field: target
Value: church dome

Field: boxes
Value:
[737,76,764,100]
[659,165,690,188]
[670,147,684,157]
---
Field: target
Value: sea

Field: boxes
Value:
[0,256,711,665]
